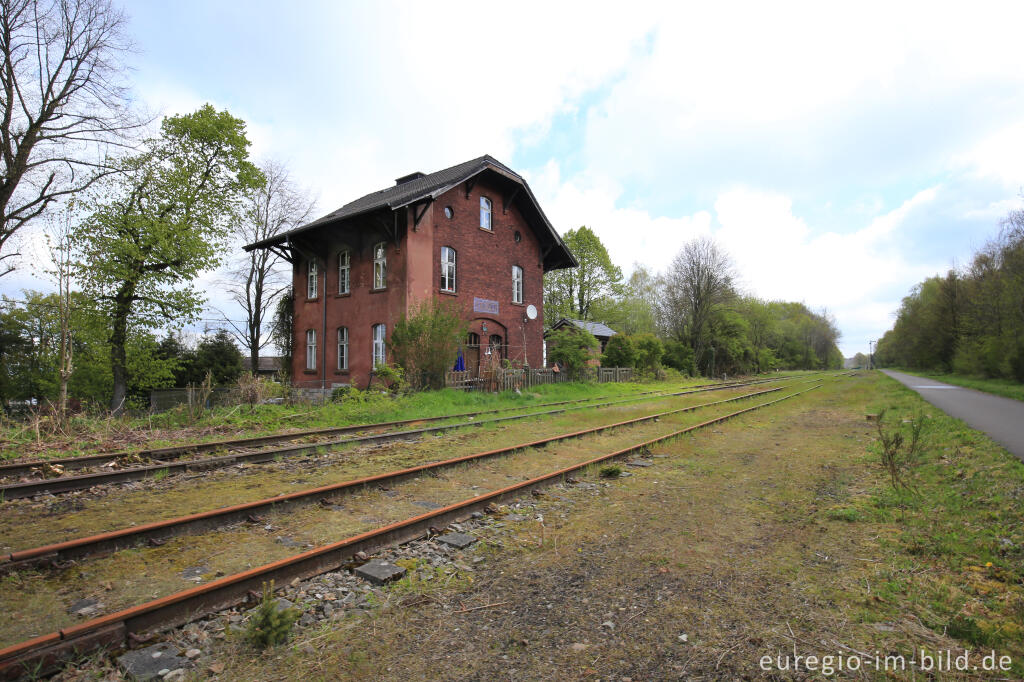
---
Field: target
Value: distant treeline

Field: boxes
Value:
[875,208,1024,380]
[544,230,843,376]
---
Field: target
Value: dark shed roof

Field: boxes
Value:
[548,318,618,339]
[245,155,577,271]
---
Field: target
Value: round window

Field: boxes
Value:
[514,230,522,243]
[444,206,454,219]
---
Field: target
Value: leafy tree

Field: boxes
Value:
[75,105,262,414]
[546,327,599,374]
[601,334,636,368]
[0,0,142,276]
[543,226,621,322]
[388,301,467,390]
[226,159,316,374]
[189,330,244,386]
[592,264,660,336]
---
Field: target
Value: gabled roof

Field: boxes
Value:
[549,318,618,339]
[245,155,577,271]
[243,356,283,373]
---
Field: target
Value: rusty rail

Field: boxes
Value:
[1,380,759,478]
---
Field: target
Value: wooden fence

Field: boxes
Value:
[444,367,633,392]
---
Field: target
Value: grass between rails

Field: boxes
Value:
[197,372,1024,680]
[893,368,1024,403]
[0,387,797,647]
[0,377,734,463]
[0,385,775,552]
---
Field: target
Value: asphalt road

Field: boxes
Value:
[881,369,1024,462]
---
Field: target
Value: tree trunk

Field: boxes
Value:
[109,286,134,416]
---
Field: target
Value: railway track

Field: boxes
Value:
[0,380,753,479]
[0,378,786,500]
[0,383,786,572]
[0,382,821,678]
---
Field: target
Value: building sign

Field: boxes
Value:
[473,297,499,315]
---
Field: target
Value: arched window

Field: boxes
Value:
[441,246,456,292]
[337,327,348,370]
[337,250,350,295]
[480,196,492,230]
[489,334,503,359]
[307,259,318,299]
[467,332,480,347]
[372,323,386,368]
[305,329,317,370]
[512,265,523,304]
[373,242,387,289]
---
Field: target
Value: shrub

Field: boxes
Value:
[662,340,694,375]
[547,327,599,373]
[244,581,300,650]
[599,464,622,478]
[633,333,664,373]
[390,301,467,390]
[601,334,636,368]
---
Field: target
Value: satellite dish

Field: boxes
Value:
[526,304,538,320]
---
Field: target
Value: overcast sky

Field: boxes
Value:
[6,1,1024,356]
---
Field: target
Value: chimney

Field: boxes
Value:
[395,171,425,185]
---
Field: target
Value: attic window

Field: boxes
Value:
[444,206,453,219]
[514,230,522,243]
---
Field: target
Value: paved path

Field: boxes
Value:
[881,370,1024,462]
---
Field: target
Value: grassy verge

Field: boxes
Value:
[894,368,1024,402]
[197,372,1024,680]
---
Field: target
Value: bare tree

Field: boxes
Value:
[660,236,735,374]
[0,0,141,276]
[223,159,316,374]
[44,199,75,418]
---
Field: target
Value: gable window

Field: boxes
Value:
[372,323,386,368]
[307,259,318,299]
[512,265,523,304]
[441,246,456,292]
[373,242,387,289]
[337,250,350,295]
[480,196,492,230]
[305,329,317,370]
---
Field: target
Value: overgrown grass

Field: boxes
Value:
[0,375,747,463]
[898,369,1024,402]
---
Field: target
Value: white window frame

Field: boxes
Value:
[337,326,348,370]
[307,259,318,299]
[512,265,523,304]
[305,329,317,370]
[372,323,386,369]
[441,246,456,292]
[480,196,492,230]
[337,250,350,295]
[373,242,387,289]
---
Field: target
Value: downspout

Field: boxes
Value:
[321,253,327,396]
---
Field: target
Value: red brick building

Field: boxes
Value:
[246,155,576,390]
